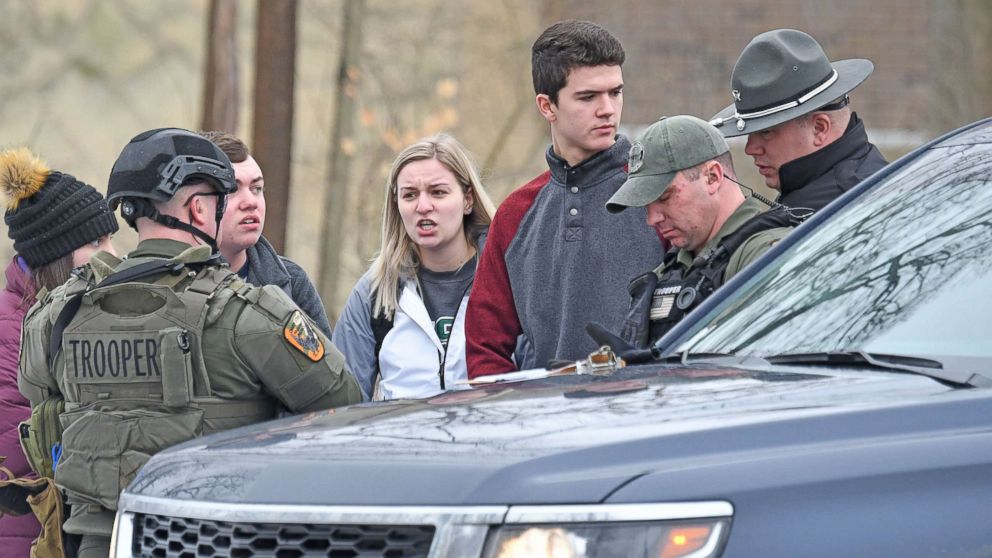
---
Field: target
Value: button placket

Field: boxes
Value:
[564,170,583,241]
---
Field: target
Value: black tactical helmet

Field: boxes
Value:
[108,128,236,253]
[107,127,236,225]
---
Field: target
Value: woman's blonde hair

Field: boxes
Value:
[369,133,496,319]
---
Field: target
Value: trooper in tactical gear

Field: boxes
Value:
[17,128,363,558]
[600,115,801,352]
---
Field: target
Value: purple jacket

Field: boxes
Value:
[0,257,41,553]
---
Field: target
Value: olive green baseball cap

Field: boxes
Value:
[607,115,729,213]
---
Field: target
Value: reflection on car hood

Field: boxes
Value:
[130,364,966,506]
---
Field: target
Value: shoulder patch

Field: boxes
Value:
[284,310,324,362]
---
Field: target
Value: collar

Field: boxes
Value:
[778,113,869,197]
[127,239,216,266]
[545,135,631,186]
[675,197,767,269]
[111,239,217,279]
[128,239,200,259]
[15,254,30,274]
[244,235,290,282]
[4,256,31,298]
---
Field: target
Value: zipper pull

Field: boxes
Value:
[437,350,446,390]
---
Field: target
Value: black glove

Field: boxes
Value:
[585,322,657,364]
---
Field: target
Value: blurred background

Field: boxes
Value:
[2,0,989,324]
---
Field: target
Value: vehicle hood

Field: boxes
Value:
[129,363,970,506]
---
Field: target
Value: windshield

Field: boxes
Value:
[674,138,992,361]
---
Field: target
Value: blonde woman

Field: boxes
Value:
[333,134,496,400]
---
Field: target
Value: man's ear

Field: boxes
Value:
[188,195,209,226]
[705,161,724,194]
[810,113,832,147]
[536,94,556,123]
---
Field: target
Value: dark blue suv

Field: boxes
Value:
[110,119,992,558]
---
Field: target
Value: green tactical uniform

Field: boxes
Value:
[659,197,789,283]
[606,115,803,352]
[18,239,362,543]
[618,197,794,348]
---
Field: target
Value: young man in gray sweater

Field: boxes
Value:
[466,20,662,375]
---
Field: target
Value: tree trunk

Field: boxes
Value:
[251,0,298,254]
[318,0,366,319]
[200,0,239,132]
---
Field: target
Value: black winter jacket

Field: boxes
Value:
[777,113,888,211]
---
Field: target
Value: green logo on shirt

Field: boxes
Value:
[435,317,454,347]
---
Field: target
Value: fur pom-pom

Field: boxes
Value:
[0,147,51,210]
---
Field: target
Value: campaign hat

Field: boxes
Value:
[710,29,873,137]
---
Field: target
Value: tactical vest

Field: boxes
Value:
[52,252,276,512]
[621,206,803,348]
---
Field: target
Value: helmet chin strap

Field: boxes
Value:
[126,199,221,253]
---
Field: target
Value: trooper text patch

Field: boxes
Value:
[284,310,325,362]
[64,337,161,382]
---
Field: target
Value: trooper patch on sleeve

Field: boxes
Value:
[284,310,325,362]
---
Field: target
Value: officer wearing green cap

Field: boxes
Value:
[605,115,800,349]
[18,128,363,558]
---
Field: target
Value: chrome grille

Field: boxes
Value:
[132,513,435,558]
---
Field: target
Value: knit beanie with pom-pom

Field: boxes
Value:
[1,148,118,268]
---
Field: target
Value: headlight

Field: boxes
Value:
[482,503,731,558]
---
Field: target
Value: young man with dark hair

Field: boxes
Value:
[466,20,662,376]
[201,131,332,337]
